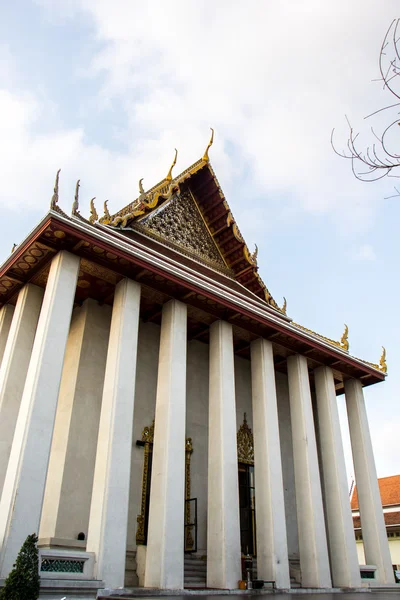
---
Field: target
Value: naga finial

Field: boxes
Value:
[99,200,111,225]
[250,243,258,265]
[72,180,80,216]
[340,323,349,352]
[281,297,287,315]
[379,346,387,373]
[11,243,17,253]
[89,197,98,224]
[139,178,145,195]
[166,148,178,181]
[50,169,61,209]
[202,127,214,162]
[103,200,111,219]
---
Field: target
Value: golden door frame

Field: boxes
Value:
[136,420,194,550]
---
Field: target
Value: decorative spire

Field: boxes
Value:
[89,197,98,224]
[340,323,349,352]
[250,243,258,265]
[166,148,178,181]
[379,346,387,373]
[202,127,214,162]
[72,180,80,216]
[281,297,287,315]
[103,200,111,220]
[50,169,61,209]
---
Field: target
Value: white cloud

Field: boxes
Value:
[1,0,398,229]
[352,244,377,261]
[30,1,399,227]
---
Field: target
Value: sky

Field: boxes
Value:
[0,1,399,482]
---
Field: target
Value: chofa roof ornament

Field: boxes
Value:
[166,148,178,182]
[202,127,214,162]
[50,169,61,209]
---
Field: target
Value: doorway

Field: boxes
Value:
[238,462,256,556]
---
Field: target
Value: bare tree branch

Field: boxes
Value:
[333,18,400,185]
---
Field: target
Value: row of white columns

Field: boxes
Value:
[0,249,393,590]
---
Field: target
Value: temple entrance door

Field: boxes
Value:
[238,462,256,556]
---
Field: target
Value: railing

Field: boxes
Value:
[184,497,197,553]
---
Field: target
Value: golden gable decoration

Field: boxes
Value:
[237,413,254,465]
[134,189,227,271]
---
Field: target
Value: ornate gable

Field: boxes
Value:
[133,189,228,273]
[102,138,284,313]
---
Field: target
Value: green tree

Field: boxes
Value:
[0,533,40,600]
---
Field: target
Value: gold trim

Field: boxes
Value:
[379,346,387,373]
[281,297,287,315]
[185,438,194,551]
[50,169,61,209]
[89,198,98,224]
[340,323,349,352]
[136,421,194,547]
[237,413,254,465]
[72,180,80,216]
[166,148,178,181]
[99,200,111,225]
[293,321,342,349]
[136,421,155,545]
[188,188,231,270]
[202,127,214,162]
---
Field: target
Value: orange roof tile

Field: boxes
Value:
[353,510,400,529]
[351,475,400,510]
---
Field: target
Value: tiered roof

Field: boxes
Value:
[0,132,387,392]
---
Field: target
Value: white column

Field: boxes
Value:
[345,378,393,584]
[0,305,14,367]
[0,284,43,497]
[0,251,80,577]
[250,338,290,589]
[40,299,111,540]
[287,354,331,588]
[86,278,141,589]
[207,320,241,590]
[144,299,187,589]
[314,366,361,587]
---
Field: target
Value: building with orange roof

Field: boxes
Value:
[352,475,400,573]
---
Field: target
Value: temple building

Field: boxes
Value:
[0,133,395,597]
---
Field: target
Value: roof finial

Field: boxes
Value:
[250,243,258,265]
[11,243,17,253]
[281,297,287,315]
[202,127,214,162]
[103,200,111,220]
[139,178,145,195]
[379,346,387,373]
[50,169,61,209]
[99,200,111,225]
[89,197,98,224]
[72,180,80,216]
[340,323,349,352]
[166,148,178,181]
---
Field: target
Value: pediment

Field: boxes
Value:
[133,189,229,273]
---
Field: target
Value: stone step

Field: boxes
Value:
[184,564,207,572]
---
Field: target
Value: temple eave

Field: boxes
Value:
[0,211,385,395]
